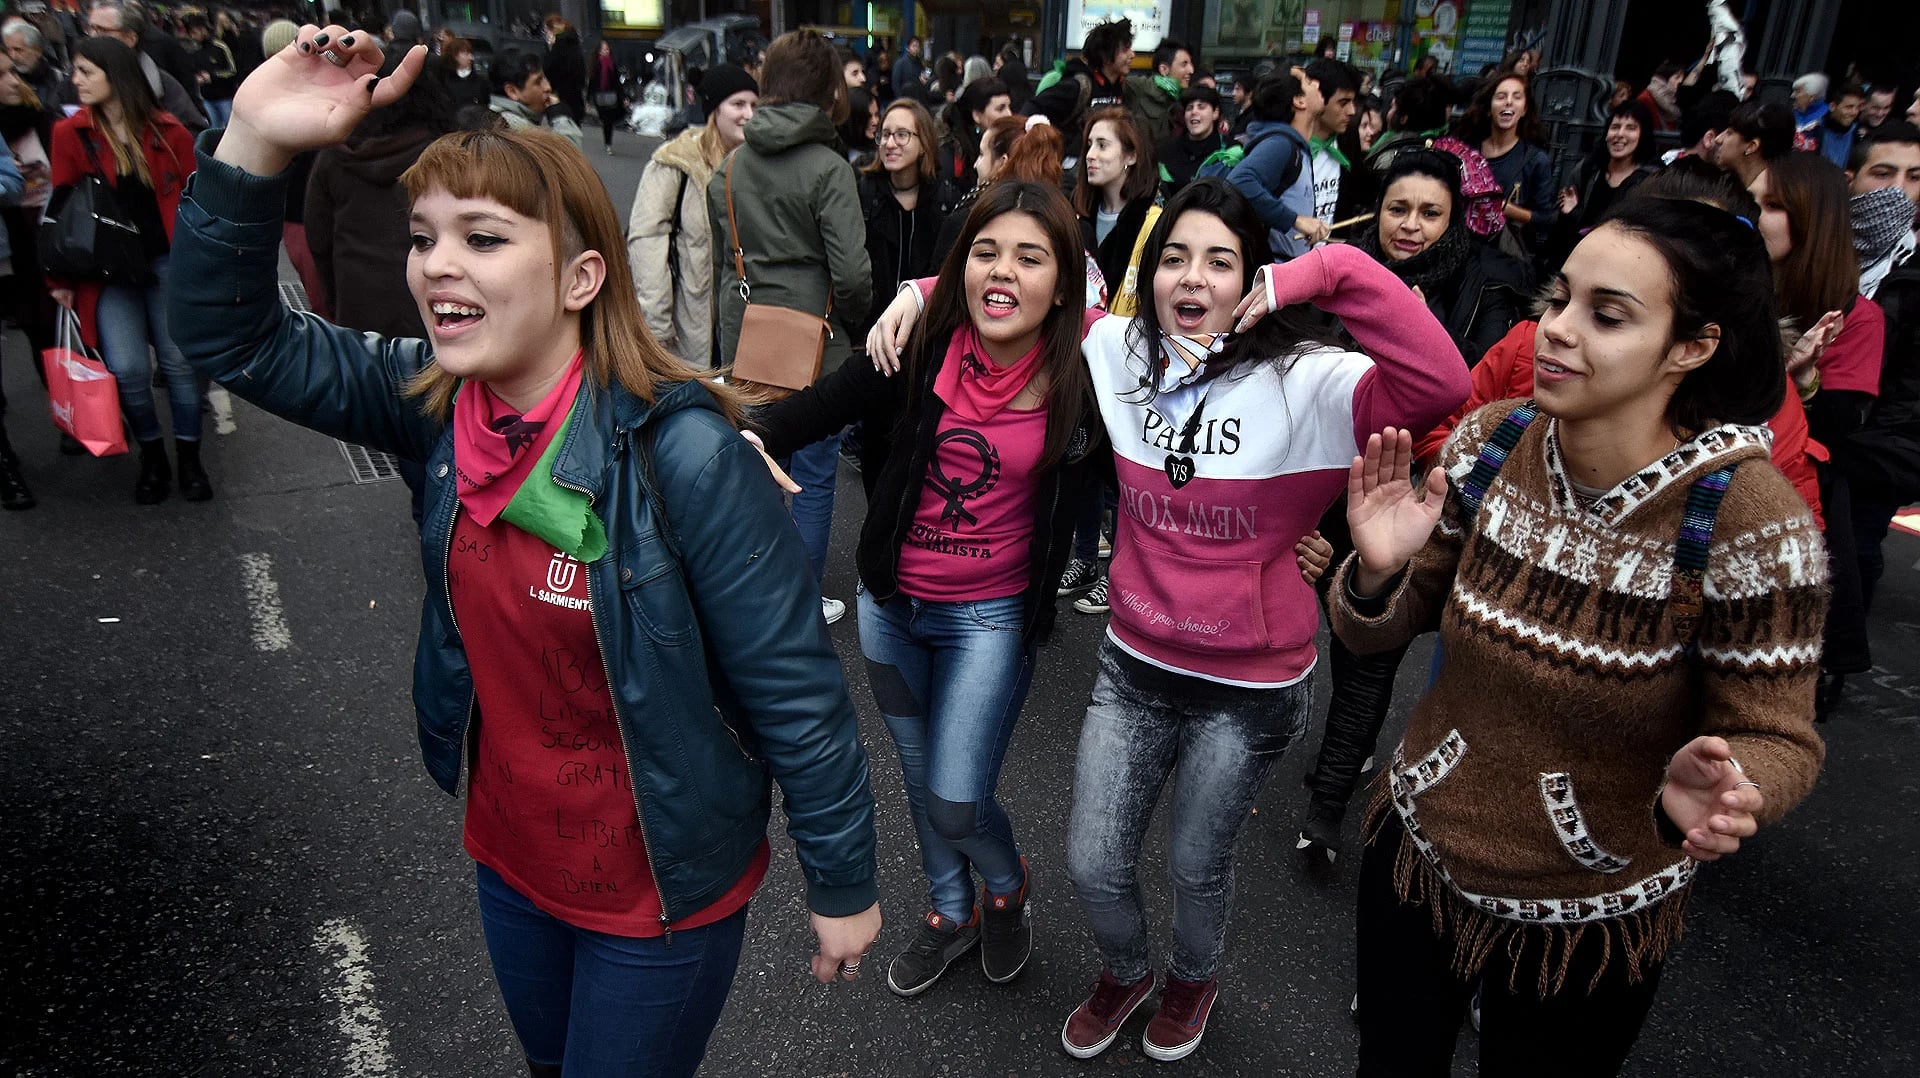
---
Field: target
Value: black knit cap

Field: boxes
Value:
[698,63,759,117]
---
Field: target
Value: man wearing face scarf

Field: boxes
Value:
[1836,122,1920,614]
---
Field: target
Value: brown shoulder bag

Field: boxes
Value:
[723,153,832,394]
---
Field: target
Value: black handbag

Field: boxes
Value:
[40,133,153,287]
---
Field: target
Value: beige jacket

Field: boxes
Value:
[626,126,718,367]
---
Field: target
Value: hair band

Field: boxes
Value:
[1733,215,1755,229]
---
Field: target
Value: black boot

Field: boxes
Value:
[176,439,213,501]
[0,428,33,510]
[526,1060,562,1078]
[134,438,171,504]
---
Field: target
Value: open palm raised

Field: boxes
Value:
[222,26,427,174]
[1346,427,1448,595]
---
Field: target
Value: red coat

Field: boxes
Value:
[48,108,196,348]
[1418,320,1827,528]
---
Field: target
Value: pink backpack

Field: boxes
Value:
[1431,136,1509,240]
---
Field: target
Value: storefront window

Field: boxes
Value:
[603,0,664,30]
[1065,0,1171,51]
[1200,0,1511,76]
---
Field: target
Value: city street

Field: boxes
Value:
[2,126,1917,1078]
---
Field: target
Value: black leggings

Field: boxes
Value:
[596,104,623,148]
[1355,817,1666,1077]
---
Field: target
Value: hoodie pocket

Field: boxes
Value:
[1539,772,1633,874]
[1108,548,1270,653]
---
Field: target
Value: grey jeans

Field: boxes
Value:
[1066,641,1311,983]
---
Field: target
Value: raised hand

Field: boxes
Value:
[217,26,427,177]
[1345,427,1446,596]
[1660,736,1764,862]
[1786,309,1844,383]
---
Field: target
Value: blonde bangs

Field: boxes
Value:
[398,128,744,430]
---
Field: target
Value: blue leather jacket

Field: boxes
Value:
[168,144,878,921]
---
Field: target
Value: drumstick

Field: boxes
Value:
[1290,212,1375,241]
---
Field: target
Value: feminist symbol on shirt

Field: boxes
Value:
[925,427,1001,527]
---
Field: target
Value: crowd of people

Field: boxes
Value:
[1,7,1912,1078]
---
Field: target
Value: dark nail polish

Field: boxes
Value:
[339,35,354,47]
[299,41,311,52]
[366,78,379,93]
[312,32,329,45]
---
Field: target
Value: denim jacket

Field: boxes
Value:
[167,141,879,921]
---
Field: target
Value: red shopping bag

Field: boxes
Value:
[42,309,126,457]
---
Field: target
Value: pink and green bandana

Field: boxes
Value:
[450,352,608,562]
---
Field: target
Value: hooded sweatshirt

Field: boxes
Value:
[305,128,440,338]
[489,93,584,150]
[706,102,872,378]
[1333,398,1825,991]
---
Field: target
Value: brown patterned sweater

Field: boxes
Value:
[1332,400,1828,989]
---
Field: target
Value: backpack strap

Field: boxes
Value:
[1457,401,1541,524]
[1668,462,1739,649]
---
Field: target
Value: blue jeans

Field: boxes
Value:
[203,98,233,128]
[1067,641,1310,982]
[475,864,748,1078]
[95,255,200,443]
[857,589,1034,920]
[784,433,841,585]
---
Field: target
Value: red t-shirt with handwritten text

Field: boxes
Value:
[452,507,767,936]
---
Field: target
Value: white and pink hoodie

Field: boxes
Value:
[1088,244,1468,687]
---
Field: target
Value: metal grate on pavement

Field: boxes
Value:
[338,441,403,484]
[281,279,402,484]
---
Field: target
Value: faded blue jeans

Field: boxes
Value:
[857,588,1034,920]
[95,255,200,443]
[1067,640,1311,983]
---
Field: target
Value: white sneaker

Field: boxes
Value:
[821,597,847,624]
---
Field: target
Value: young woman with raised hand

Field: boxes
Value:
[1059,178,1468,1062]
[48,36,201,503]
[860,179,1464,1055]
[755,179,1100,1000]
[1332,195,1827,1077]
[169,28,879,1078]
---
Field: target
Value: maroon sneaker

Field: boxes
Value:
[1142,975,1218,1061]
[1061,970,1155,1059]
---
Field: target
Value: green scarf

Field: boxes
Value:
[1309,134,1352,171]
[503,403,608,563]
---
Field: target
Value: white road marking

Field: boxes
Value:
[238,553,291,652]
[314,918,395,1076]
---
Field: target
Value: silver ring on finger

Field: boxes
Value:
[323,49,351,68]
[838,961,860,980]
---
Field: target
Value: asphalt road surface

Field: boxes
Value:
[3,125,1917,1078]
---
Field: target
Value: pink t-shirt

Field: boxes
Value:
[894,405,1050,602]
